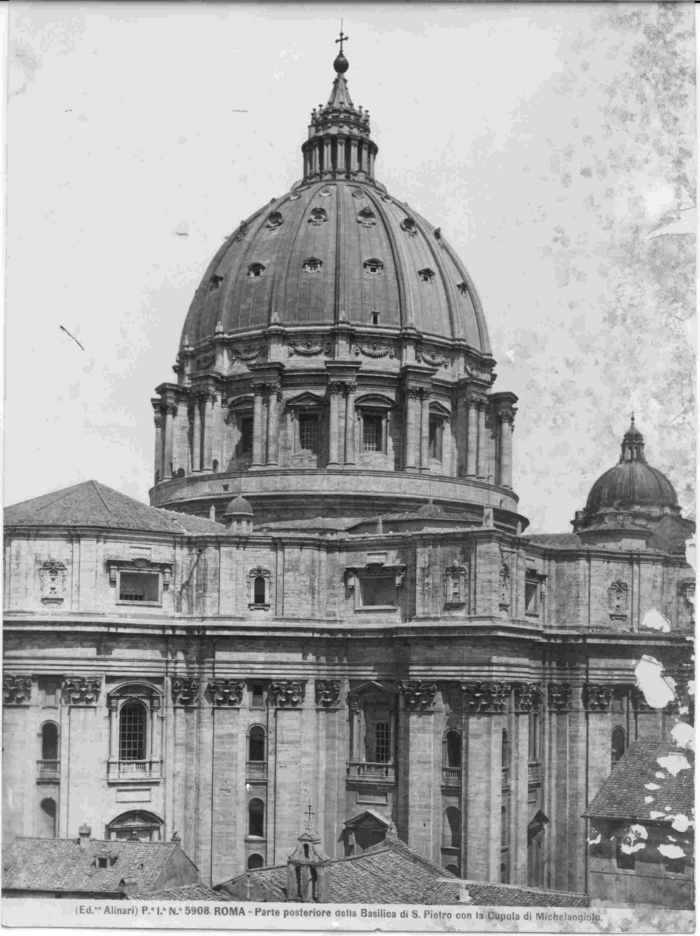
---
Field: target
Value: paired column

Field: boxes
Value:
[266,383,281,466]
[498,406,515,488]
[476,400,487,479]
[163,404,176,479]
[419,391,431,473]
[153,410,163,482]
[252,385,265,468]
[202,392,216,471]
[344,382,357,466]
[349,139,359,173]
[191,398,202,472]
[404,386,421,471]
[466,397,478,476]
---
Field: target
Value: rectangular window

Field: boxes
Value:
[239,416,253,455]
[616,840,635,870]
[525,576,539,615]
[611,688,626,714]
[664,856,685,875]
[374,722,390,762]
[528,710,541,761]
[362,413,383,452]
[119,571,160,603]
[299,414,320,453]
[251,684,265,709]
[429,418,443,460]
[360,576,396,608]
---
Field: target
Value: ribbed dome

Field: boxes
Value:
[179,181,490,353]
[224,494,254,517]
[585,418,678,512]
[586,462,678,512]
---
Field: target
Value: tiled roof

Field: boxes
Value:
[217,835,589,907]
[130,883,227,901]
[423,880,590,907]
[4,481,223,535]
[257,517,359,532]
[525,533,583,548]
[2,837,183,895]
[584,740,694,821]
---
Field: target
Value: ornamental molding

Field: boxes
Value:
[547,683,573,712]
[207,680,245,707]
[399,680,437,711]
[315,679,341,708]
[63,676,102,706]
[461,682,511,715]
[231,344,267,363]
[608,579,629,621]
[514,683,543,714]
[353,342,396,359]
[416,346,449,369]
[39,560,68,605]
[194,352,216,372]
[345,562,406,590]
[287,339,331,358]
[269,680,306,708]
[172,678,199,707]
[582,684,613,713]
[443,563,468,607]
[3,675,32,705]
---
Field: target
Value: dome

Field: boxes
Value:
[585,418,678,512]
[224,494,254,517]
[178,48,489,356]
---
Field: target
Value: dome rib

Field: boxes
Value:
[438,237,491,354]
[363,188,411,330]
[407,209,461,343]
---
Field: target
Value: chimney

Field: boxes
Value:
[78,824,92,848]
[171,832,181,846]
[209,506,216,521]
[459,884,472,904]
[119,878,139,897]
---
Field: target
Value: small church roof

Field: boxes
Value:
[4,481,223,535]
[583,740,694,821]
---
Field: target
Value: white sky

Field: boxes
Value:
[6,3,696,533]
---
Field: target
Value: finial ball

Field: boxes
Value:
[333,51,349,74]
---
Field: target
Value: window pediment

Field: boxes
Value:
[355,393,394,411]
[284,391,327,410]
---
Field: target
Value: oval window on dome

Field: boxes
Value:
[363,258,384,275]
[247,263,266,278]
[289,192,301,200]
[352,189,365,199]
[265,211,283,231]
[401,217,418,237]
[319,188,332,197]
[308,207,328,226]
[357,207,376,228]
[418,268,435,283]
[303,257,323,273]
[382,195,393,202]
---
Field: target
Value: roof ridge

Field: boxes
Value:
[90,480,113,515]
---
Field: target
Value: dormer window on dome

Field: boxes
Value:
[401,217,418,236]
[265,211,283,230]
[303,257,323,273]
[247,263,266,278]
[308,207,328,226]
[457,282,469,296]
[357,207,376,228]
[364,258,384,275]
[418,268,435,283]
[208,274,223,292]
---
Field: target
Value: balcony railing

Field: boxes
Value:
[246,761,268,780]
[442,767,461,786]
[107,759,163,781]
[37,760,60,780]
[528,762,543,783]
[347,760,396,784]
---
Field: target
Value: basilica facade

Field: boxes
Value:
[3,46,694,900]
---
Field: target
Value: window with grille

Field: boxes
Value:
[119,701,147,762]
[429,417,443,459]
[374,722,390,762]
[251,684,265,708]
[119,572,159,603]
[239,416,253,455]
[299,414,319,453]
[362,413,383,452]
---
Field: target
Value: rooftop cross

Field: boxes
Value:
[305,803,315,828]
[335,23,349,54]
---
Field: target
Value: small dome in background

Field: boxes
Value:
[224,494,254,518]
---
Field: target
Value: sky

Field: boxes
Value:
[6,2,696,533]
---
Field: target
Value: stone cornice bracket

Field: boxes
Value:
[315,679,341,708]
[3,675,32,705]
[405,384,423,399]
[207,679,245,707]
[461,681,511,715]
[582,683,613,713]
[399,680,437,711]
[547,683,572,713]
[269,680,307,708]
[63,676,102,706]
[514,683,543,714]
[171,678,199,707]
